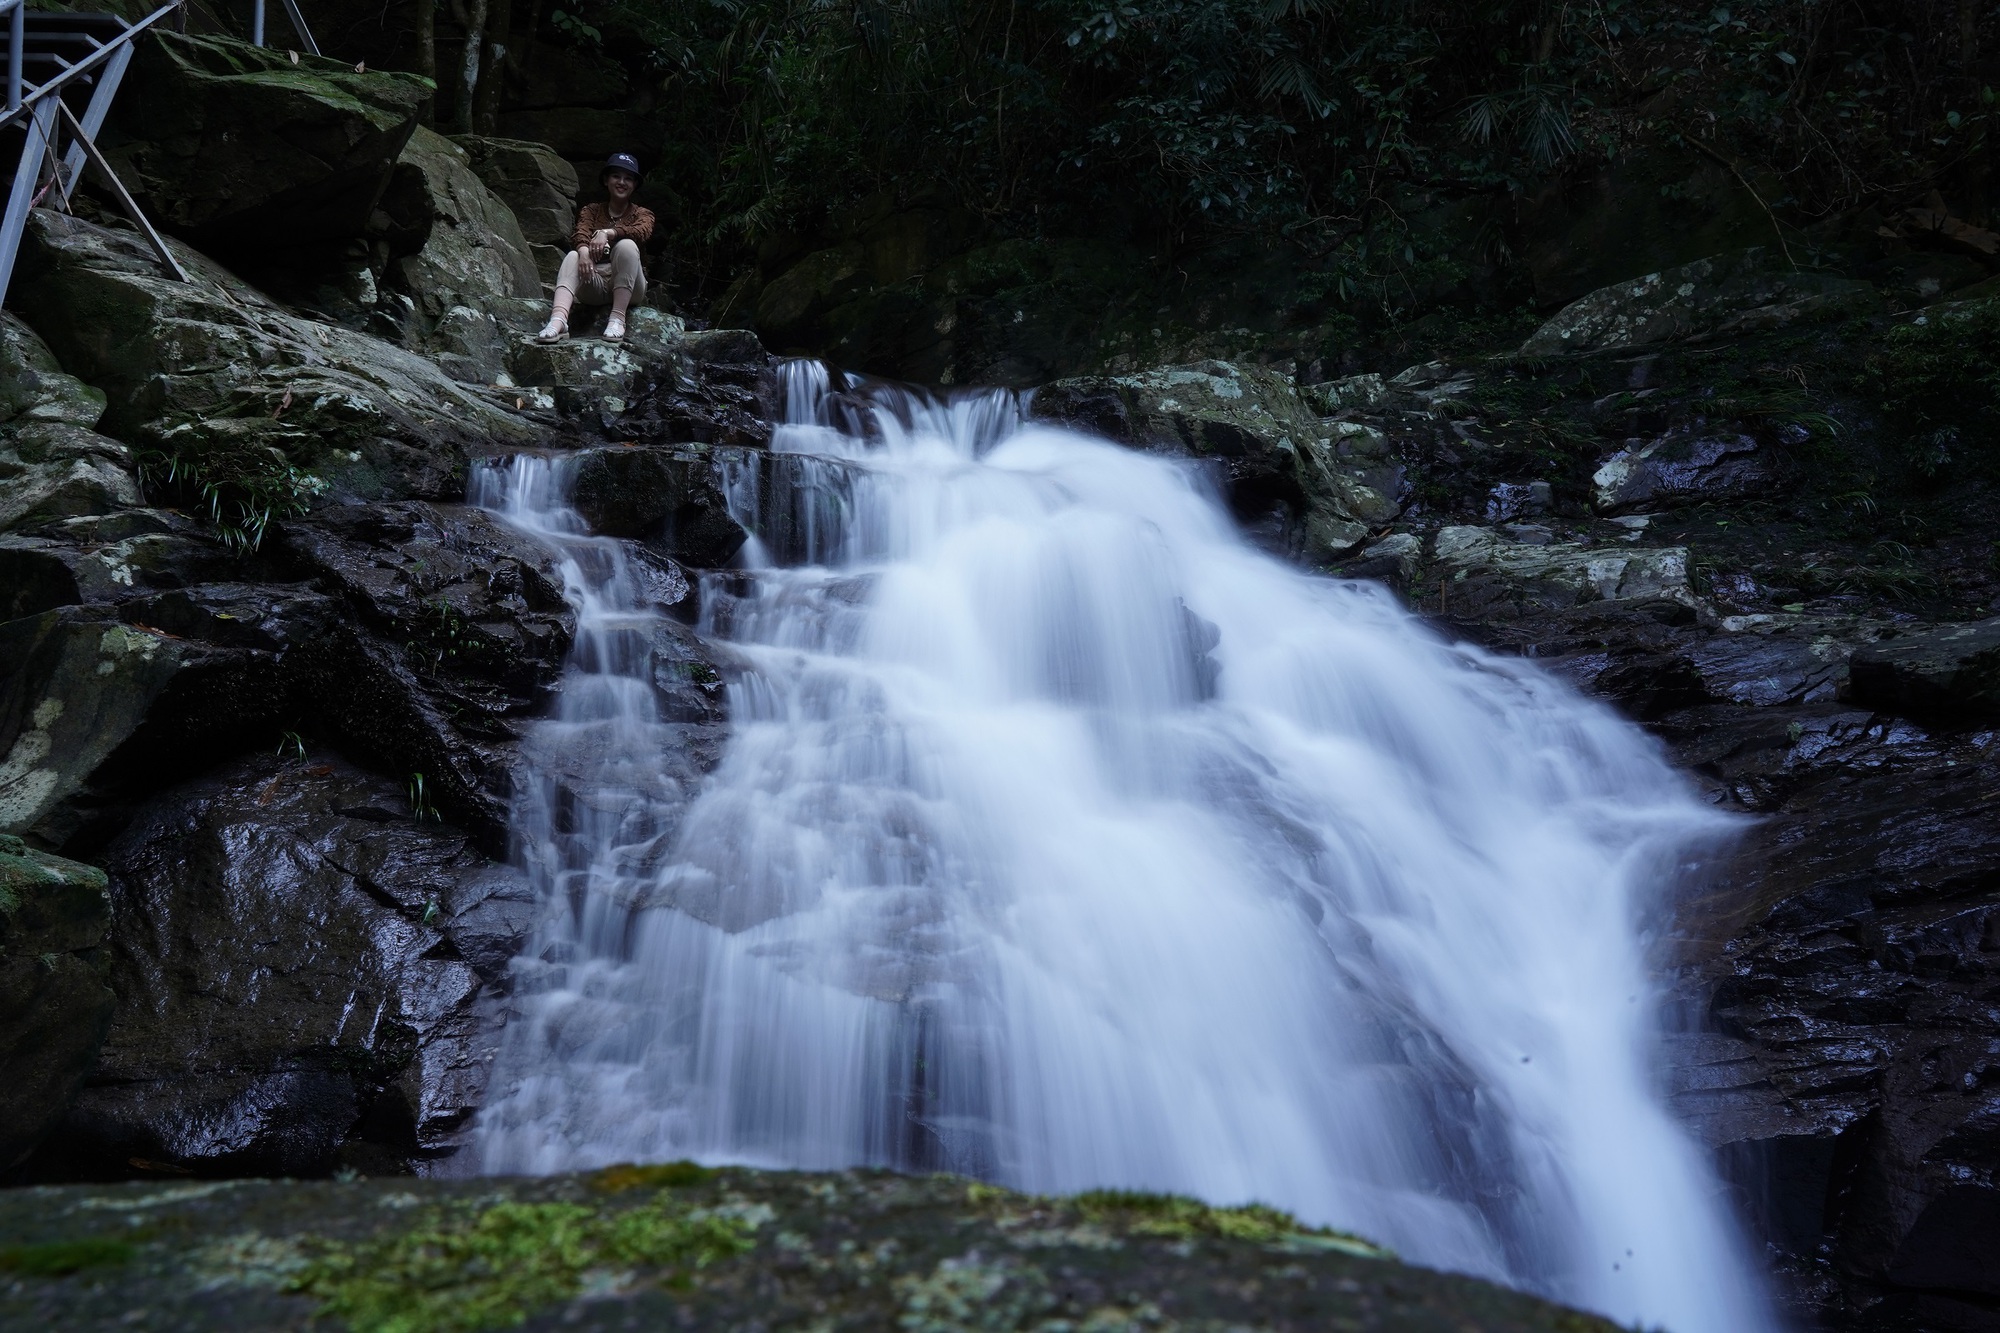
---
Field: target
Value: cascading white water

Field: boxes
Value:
[471,364,1773,1333]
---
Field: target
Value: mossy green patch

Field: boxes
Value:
[1071,1189,1391,1257]
[588,1160,717,1193]
[0,1237,136,1276]
[288,1194,758,1333]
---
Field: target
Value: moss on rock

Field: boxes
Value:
[0,1168,1621,1332]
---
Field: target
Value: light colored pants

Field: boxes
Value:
[557,238,646,304]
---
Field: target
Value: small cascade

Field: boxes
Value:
[470,366,1774,1333]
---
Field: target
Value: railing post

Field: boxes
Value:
[7,1,24,118]
[251,0,265,46]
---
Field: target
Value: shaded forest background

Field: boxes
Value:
[331,1,1997,324]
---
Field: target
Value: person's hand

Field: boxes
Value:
[576,245,596,280]
[593,228,615,260]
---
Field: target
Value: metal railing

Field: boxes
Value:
[251,0,319,56]
[0,0,326,307]
[0,1,193,305]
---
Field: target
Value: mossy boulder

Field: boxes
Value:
[0,610,185,838]
[0,835,113,1170]
[1517,248,1880,358]
[0,314,105,430]
[102,32,429,252]
[9,210,535,527]
[1429,524,1695,618]
[0,423,142,535]
[453,135,580,285]
[0,1168,1620,1332]
[376,127,543,320]
[0,315,145,535]
[1032,360,1400,557]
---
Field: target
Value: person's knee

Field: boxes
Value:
[612,238,641,262]
[555,249,581,288]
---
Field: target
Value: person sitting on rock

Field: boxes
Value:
[537,152,655,343]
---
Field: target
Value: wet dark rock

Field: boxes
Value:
[0,835,113,1169]
[18,752,533,1181]
[0,1169,1617,1333]
[1663,716,2000,1327]
[1846,617,2000,723]
[1592,429,1790,514]
[102,33,429,253]
[1518,249,1881,358]
[564,445,748,567]
[272,502,577,844]
[1430,534,2000,1330]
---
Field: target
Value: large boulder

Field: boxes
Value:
[1517,249,1881,358]
[0,611,186,837]
[0,1169,1620,1333]
[22,753,533,1180]
[101,32,428,253]
[0,835,113,1170]
[9,210,535,510]
[1032,360,1400,558]
[374,127,542,320]
[453,135,580,284]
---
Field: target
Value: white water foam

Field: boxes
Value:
[471,363,1772,1332]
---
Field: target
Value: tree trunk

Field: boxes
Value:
[416,0,437,88]
[473,0,513,135]
[455,0,490,136]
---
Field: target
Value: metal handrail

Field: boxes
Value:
[3,0,24,118]
[250,0,318,56]
[0,1,183,133]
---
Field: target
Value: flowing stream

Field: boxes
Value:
[471,364,1771,1332]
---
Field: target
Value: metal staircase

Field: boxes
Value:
[0,0,322,309]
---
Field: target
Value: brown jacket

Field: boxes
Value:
[572,201,655,251]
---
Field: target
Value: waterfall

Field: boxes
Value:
[470,363,1772,1333]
